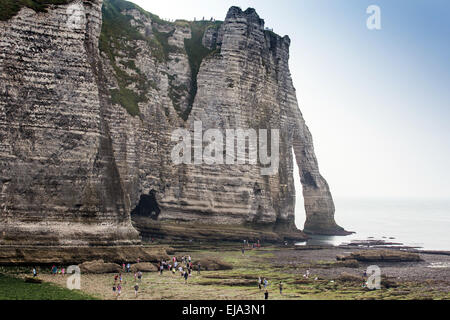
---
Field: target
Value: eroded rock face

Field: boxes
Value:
[0,0,139,245]
[194,258,233,271]
[0,246,169,264]
[79,259,122,274]
[130,262,157,272]
[0,0,347,247]
[181,6,347,235]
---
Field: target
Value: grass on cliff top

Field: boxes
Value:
[0,273,97,300]
[0,0,73,21]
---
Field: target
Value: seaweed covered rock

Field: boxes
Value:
[78,260,121,274]
[130,262,158,273]
[0,246,170,265]
[337,272,364,283]
[346,250,422,262]
[194,258,233,271]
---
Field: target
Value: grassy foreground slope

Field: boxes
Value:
[0,273,97,300]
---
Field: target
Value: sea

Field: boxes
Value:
[295,197,450,251]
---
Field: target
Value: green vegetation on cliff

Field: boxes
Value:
[1,0,223,120]
[100,0,169,63]
[182,20,222,120]
[0,0,73,21]
[99,0,223,119]
[100,0,158,116]
[9,0,223,119]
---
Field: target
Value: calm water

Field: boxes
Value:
[295,197,450,251]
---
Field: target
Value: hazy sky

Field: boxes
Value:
[130,0,450,199]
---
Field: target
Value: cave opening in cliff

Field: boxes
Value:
[292,148,307,230]
[131,190,161,220]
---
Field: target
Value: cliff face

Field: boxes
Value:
[0,0,139,245]
[0,0,347,247]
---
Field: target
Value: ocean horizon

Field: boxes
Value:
[295,196,450,251]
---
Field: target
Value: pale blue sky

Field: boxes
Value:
[130,0,450,199]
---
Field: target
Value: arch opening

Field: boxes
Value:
[292,147,306,230]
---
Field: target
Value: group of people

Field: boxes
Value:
[50,265,65,276]
[34,249,287,300]
[241,240,261,254]
[112,273,123,297]
[157,255,199,282]
[256,277,283,299]
[30,266,66,278]
[112,255,199,298]
[121,258,141,273]
[112,269,143,298]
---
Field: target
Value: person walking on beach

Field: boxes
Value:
[134,283,139,298]
[179,266,183,276]
[184,271,189,283]
[304,269,310,279]
[279,282,283,295]
[264,290,269,300]
[258,277,262,290]
[263,278,268,289]
[117,284,122,297]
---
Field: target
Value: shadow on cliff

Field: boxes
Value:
[131,190,161,220]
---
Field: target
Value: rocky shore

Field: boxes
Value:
[1,241,448,300]
[281,245,450,290]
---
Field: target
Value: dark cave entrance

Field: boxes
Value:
[131,190,161,220]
